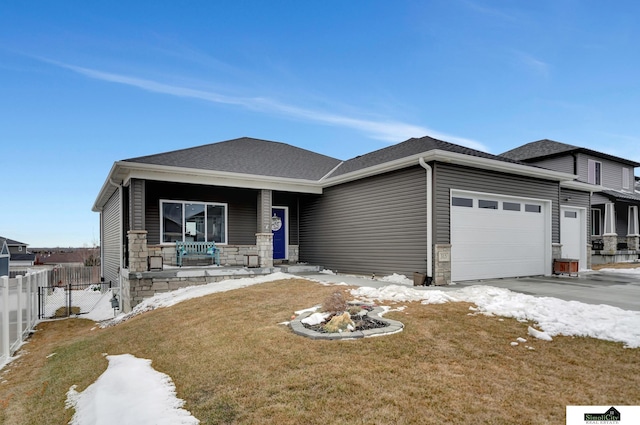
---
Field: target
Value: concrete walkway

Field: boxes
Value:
[301,270,640,312]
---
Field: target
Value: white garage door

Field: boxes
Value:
[450,191,550,281]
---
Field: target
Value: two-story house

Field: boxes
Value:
[502,139,640,265]
[0,236,36,267]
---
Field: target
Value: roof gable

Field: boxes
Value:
[502,139,640,167]
[331,135,523,177]
[0,236,27,247]
[124,137,342,181]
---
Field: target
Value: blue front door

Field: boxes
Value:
[272,207,286,260]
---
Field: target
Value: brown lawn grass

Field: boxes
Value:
[592,262,640,270]
[1,278,639,424]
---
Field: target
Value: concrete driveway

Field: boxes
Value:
[303,270,640,312]
[453,271,640,311]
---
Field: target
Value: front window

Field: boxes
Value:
[591,208,602,236]
[161,200,227,244]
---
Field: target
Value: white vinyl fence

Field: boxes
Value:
[1,269,47,365]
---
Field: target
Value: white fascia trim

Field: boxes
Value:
[92,161,324,211]
[122,162,324,193]
[428,150,577,181]
[560,180,602,193]
[322,150,577,187]
[92,162,125,212]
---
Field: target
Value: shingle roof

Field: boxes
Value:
[502,139,640,166]
[330,135,524,177]
[600,189,640,204]
[124,137,343,181]
[10,253,36,262]
[0,237,27,246]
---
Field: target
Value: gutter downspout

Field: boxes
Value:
[419,158,433,284]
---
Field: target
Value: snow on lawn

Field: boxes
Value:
[351,284,640,348]
[597,266,640,274]
[66,354,199,425]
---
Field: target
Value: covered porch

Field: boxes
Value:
[591,189,640,265]
[119,229,321,312]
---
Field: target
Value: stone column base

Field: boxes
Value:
[127,230,149,273]
[603,234,618,254]
[256,233,274,268]
[627,235,640,251]
[434,244,451,285]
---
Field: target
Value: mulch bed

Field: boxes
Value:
[301,311,389,334]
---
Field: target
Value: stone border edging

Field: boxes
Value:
[289,307,404,340]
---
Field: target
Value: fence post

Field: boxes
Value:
[16,275,23,345]
[2,276,9,361]
[25,273,32,335]
[38,270,45,320]
[67,283,72,317]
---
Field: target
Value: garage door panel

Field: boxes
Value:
[451,192,548,281]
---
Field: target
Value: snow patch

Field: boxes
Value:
[350,284,640,348]
[65,354,199,425]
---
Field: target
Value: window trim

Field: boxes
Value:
[623,167,630,190]
[588,159,602,185]
[160,199,228,245]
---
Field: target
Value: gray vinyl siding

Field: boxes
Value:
[256,190,272,234]
[273,191,300,245]
[616,206,630,237]
[299,166,428,276]
[102,188,122,284]
[576,153,634,190]
[144,181,258,245]
[560,188,591,243]
[130,179,145,230]
[434,163,561,244]
[591,192,610,205]
[532,155,575,175]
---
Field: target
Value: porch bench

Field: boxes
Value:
[176,241,220,267]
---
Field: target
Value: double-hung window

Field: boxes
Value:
[587,159,602,185]
[161,200,227,244]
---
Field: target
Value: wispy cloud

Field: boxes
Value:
[463,0,519,22]
[513,50,550,78]
[45,59,488,151]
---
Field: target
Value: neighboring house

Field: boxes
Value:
[94,136,593,287]
[502,139,640,265]
[0,236,36,267]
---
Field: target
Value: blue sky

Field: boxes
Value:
[2,1,640,247]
